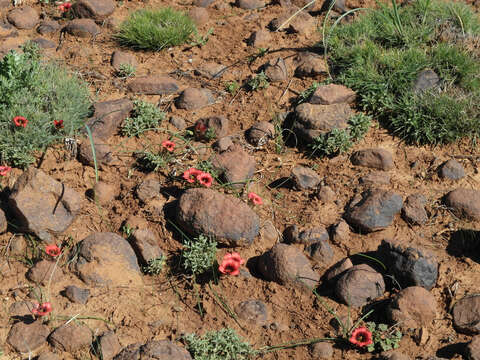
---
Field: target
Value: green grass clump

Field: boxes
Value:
[185,328,256,360]
[0,43,91,168]
[327,0,480,144]
[310,113,372,157]
[122,100,165,137]
[115,8,197,51]
[182,234,217,276]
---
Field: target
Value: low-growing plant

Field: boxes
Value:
[0,43,91,168]
[225,81,240,95]
[143,255,166,275]
[327,0,480,144]
[121,100,165,137]
[116,63,136,78]
[365,322,402,352]
[182,234,217,276]
[191,28,214,47]
[115,8,197,51]
[247,47,269,64]
[309,113,372,157]
[135,150,172,172]
[247,71,269,91]
[184,328,256,360]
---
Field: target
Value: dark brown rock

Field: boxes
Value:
[111,51,137,71]
[248,29,271,47]
[439,159,465,180]
[37,352,61,360]
[63,19,100,37]
[452,295,480,334]
[246,121,275,146]
[258,243,320,290]
[0,19,17,39]
[237,0,265,9]
[194,62,226,79]
[264,57,288,82]
[194,116,229,140]
[77,138,114,168]
[65,285,90,304]
[295,52,328,78]
[402,193,428,225]
[212,144,256,188]
[213,136,234,152]
[37,20,60,34]
[331,220,350,244]
[387,286,437,329]
[176,188,260,247]
[236,299,268,326]
[9,300,35,317]
[169,116,187,130]
[351,148,394,170]
[285,225,329,245]
[7,320,50,353]
[345,189,403,233]
[379,239,438,290]
[127,75,179,95]
[292,165,321,190]
[195,0,215,7]
[176,88,215,110]
[7,6,39,29]
[99,331,122,360]
[115,340,191,360]
[382,352,411,360]
[294,103,352,143]
[324,257,353,283]
[130,228,163,264]
[8,168,82,242]
[335,264,385,307]
[466,335,480,360]
[311,342,334,359]
[86,98,133,140]
[360,171,391,185]
[72,0,115,21]
[49,322,92,352]
[31,37,56,49]
[27,259,63,285]
[73,232,142,287]
[136,178,161,203]
[307,240,334,264]
[310,84,356,105]
[444,188,480,220]
[269,8,315,34]
[316,185,336,202]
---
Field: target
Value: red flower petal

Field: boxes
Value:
[45,244,61,257]
[349,327,373,347]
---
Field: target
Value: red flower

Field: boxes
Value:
[13,116,28,128]
[349,327,373,347]
[183,168,202,183]
[45,244,61,257]
[58,4,65,11]
[54,120,64,129]
[64,2,72,9]
[197,172,213,187]
[194,121,207,136]
[0,166,12,176]
[247,192,262,205]
[31,302,52,316]
[161,140,175,152]
[218,253,245,276]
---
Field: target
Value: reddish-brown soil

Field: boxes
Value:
[0,0,479,359]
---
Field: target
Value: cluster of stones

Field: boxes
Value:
[1,0,479,358]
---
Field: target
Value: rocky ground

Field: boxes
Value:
[0,0,480,359]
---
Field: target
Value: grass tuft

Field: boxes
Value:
[327,0,480,144]
[115,8,197,51]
